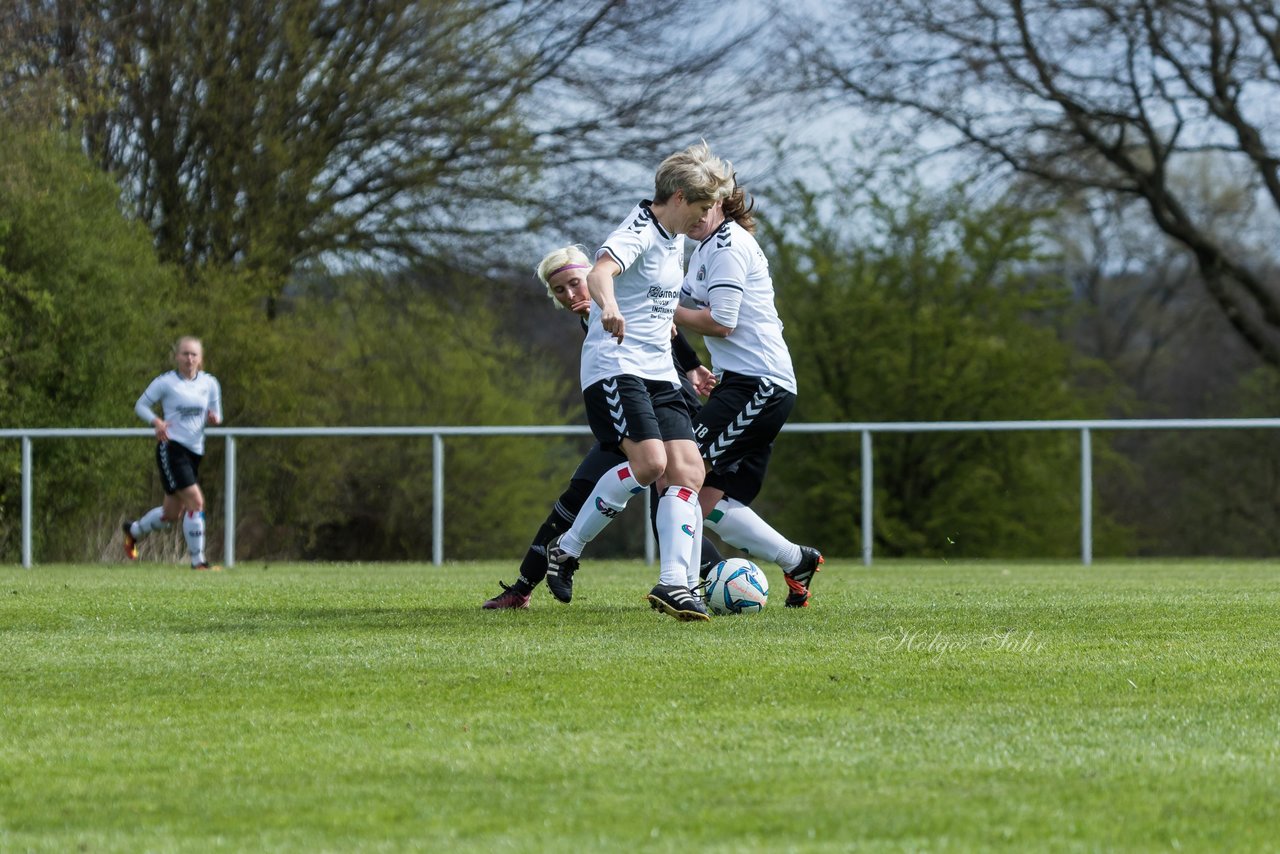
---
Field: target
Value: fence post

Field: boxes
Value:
[643,486,655,565]
[861,429,873,567]
[433,433,444,566]
[22,436,32,569]
[223,435,237,568]
[1081,428,1093,566]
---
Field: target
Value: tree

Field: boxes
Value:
[21,1,549,282]
[4,1,780,299]
[776,1,1280,367]
[1041,177,1263,415]
[0,122,173,560]
[1145,367,1280,556]
[753,173,1128,558]
[198,267,580,561]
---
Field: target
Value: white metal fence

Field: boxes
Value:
[6,418,1280,568]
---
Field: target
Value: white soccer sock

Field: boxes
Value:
[657,486,699,587]
[705,497,802,570]
[135,506,170,538]
[686,505,705,590]
[183,510,206,566]
[559,463,645,557]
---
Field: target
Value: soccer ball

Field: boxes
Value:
[703,558,769,615]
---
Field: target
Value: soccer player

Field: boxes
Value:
[121,336,223,570]
[544,142,733,621]
[676,186,825,606]
[482,245,723,609]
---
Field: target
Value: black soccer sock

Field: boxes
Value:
[515,520,560,588]
[699,536,724,579]
[647,482,661,539]
[516,479,590,587]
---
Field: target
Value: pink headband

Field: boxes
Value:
[549,263,589,278]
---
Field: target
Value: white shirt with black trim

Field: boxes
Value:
[134,371,223,455]
[580,200,684,389]
[682,219,797,394]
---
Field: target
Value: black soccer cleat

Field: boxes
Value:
[646,583,710,622]
[482,580,531,610]
[545,535,579,603]
[783,545,824,608]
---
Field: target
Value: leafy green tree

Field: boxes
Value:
[755,176,1129,558]
[1131,367,1280,557]
[198,270,580,561]
[0,123,172,559]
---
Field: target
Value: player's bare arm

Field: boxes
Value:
[587,256,625,343]
[675,305,734,338]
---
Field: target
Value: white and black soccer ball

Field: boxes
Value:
[704,558,769,615]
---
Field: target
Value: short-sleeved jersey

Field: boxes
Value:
[135,371,223,455]
[579,200,684,390]
[682,219,797,394]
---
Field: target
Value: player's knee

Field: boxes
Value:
[667,461,704,491]
[660,449,705,491]
[629,457,665,485]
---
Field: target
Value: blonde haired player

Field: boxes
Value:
[121,336,223,570]
[537,244,594,314]
[482,245,722,609]
[544,141,733,621]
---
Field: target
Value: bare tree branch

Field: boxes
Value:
[776,0,1280,366]
[2,0,785,304]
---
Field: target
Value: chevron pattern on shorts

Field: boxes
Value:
[605,379,628,437]
[706,379,774,461]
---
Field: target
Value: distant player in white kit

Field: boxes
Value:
[121,336,223,570]
[545,141,733,621]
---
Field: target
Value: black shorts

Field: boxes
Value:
[156,440,202,495]
[582,375,697,451]
[693,372,796,505]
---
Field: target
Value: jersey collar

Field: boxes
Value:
[640,200,675,240]
[698,219,731,249]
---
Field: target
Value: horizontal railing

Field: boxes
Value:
[6,418,1280,568]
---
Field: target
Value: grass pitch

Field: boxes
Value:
[2,560,1278,852]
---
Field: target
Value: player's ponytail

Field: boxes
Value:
[722,182,757,235]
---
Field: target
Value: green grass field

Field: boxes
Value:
[2,560,1278,852]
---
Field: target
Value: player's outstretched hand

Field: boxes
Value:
[688,365,717,397]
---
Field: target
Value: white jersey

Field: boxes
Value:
[580,201,684,389]
[134,371,223,455]
[682,219,797,394]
